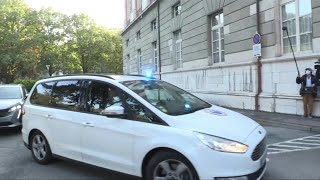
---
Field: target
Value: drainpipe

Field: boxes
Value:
[255,0,262,111]
[157,0,162,80]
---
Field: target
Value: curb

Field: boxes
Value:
[254,118,320,133]
[229,108,320,133]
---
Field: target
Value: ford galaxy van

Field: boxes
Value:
[22,74,267,180]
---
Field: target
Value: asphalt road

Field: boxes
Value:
[0,126,319,180]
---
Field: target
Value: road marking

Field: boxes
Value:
[268,147,287,151]
[268,134,320,155]
[301,139,320,143]
[271,144,308,149]
[309,137,320,139]
[288,141,320,146]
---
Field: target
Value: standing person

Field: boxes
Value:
[296,68,318,118]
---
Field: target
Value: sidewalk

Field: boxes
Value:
[231,108,320,133]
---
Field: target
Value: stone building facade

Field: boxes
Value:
[122,0,320,116]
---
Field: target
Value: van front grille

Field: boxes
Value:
[251,138,266,161]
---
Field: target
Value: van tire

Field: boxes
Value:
[144,151,198,180]
[30,131,52,165]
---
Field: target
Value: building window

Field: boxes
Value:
[138,49,142,74]
[282,0,312,54]
[151,19,157,31]
[174,30,182,69]
[211,12,224,63]
[126,54,130,74]
[126,39,129,47]
[173,3,181,17]
[152,41,158,72]
[136,31,141,40]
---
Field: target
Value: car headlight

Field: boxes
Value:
[195,132,248,153]
[8,105,22,113]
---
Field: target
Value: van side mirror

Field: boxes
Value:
[102,105,125,118]
[24,93,29,100]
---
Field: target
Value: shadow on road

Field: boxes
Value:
[48,159,141,180]
[0,127,21,136]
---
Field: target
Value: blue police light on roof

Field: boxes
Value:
[145,70,152,78]
[185,103,192,110]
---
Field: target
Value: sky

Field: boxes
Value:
[24,0,125,29]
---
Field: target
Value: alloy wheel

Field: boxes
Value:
[32,134,47,160]
[153,159,193,180]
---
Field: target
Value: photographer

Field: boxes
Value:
[296,68,318,118]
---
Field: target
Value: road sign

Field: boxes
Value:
[253,33,261,44]
[46,65,50,70]
[253,44,261,57]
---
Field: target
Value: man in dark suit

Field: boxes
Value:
[296,68,318,118]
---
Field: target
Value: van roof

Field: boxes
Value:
[40,74,156,82]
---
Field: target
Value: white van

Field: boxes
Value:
[22,74,267,180]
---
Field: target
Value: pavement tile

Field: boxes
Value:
[231,108,320,133]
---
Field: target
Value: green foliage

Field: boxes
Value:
[13,78,37,91]
[0,0,123,83]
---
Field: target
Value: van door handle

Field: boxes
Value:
[82,122,94,127]
[46,115,53,118]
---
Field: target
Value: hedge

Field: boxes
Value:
[13,78,38,92]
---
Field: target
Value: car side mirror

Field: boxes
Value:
[102,105,125,118]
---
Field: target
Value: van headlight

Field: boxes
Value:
[195,132,248,153]
[8,105,22,113]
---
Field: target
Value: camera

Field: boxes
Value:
[314,57,320,80]
[314,58,320,70]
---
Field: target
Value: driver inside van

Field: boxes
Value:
[88,83,122,114]
[105,88,122,107]
[100,88,123,115]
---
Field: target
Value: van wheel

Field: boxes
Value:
[145,151,198,180]
[30,131,52,164]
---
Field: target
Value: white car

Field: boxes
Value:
[22,74,267,180]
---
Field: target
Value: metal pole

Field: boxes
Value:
[255,0,262,111]
[283,27,300,77]
[157,0,161,80]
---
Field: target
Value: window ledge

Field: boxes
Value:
[262,51,320,64]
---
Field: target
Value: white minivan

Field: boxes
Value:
[22,74,267,180]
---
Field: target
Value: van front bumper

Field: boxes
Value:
[215,160,268,180]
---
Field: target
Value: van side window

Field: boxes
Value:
[30,82,55,106]
[51,80,82,111]
[86,81,123,115]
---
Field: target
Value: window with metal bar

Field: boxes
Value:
[282,0,312,53]
[174,30,182,69]
[211,12,224,63]
[152,41,158,72]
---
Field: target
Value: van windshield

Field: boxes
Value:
[121,80,211,116]
[0,87,22,99]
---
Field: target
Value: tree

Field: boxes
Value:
[102,29,123,74]
[0,1,123,83]
[64,14,123,74]
[0,0,36,82]
[30,8,79,75]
